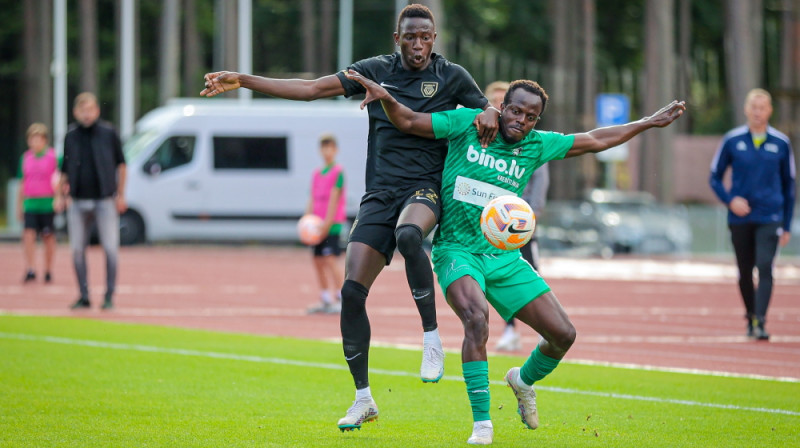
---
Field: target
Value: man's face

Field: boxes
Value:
[745,94,772,130]
[73,100,100,127]
[499,88,543,144]
[393,17,436,71]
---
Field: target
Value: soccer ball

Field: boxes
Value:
[297,214,324,245]
[479,195,536,250]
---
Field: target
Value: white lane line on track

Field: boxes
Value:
[2,332,798,417]
[4,306,800,318]
[576,335,800,343]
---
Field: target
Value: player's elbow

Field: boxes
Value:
[302,81,334,101]
[389,118,415,135]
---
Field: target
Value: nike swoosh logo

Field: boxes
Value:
[415,196,434,203]
[413,292,430,300]
[446,260,469,277]
[345,353,362,361]
[508,224,532,234]
[380,82,399,89]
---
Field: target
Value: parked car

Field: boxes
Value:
[537,189,692,258]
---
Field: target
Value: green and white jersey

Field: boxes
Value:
[430,107,574,254]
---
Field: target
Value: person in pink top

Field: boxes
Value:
[306,134,347,314]
[17,123,60,283]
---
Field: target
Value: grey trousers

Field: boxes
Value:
[67,198,119,300]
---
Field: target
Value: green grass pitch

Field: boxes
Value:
[1,315,798,447]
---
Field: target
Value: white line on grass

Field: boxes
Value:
[2,331,799,417]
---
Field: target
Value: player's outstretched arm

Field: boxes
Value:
[565,100,686,158]
[344,70,435,139]
[200,71,345,101]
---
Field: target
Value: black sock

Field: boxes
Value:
[396,224,438,332]
[340,280,371,389]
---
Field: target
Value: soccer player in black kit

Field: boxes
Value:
[201,4,499,430]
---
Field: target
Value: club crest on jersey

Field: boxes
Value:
[512,147,523,156]
[421,82,439,98]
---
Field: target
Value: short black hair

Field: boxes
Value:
[397,4,435,32]
[505,80,549,114]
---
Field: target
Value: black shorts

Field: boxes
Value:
[24,212,55,236]
[313,232,343,257]
[348,184,441,265]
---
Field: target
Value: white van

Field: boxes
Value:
[120,98,368,244]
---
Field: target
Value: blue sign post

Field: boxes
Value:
[596,93,630,127]
[595,94,631,187]
[595,93,631,163]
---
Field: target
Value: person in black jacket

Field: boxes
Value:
[55,92,127,310]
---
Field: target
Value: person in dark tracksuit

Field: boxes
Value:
[710,88,796,340]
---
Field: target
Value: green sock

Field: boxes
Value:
[463,361,491,422]
[520,345,561,385]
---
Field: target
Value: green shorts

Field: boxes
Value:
[432,247,551,321]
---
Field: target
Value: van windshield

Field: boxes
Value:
[124,130,161,162]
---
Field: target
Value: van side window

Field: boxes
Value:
[145,136,196,174]
[213,136,288,170]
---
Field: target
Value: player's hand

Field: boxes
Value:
[729,196,750,217]
[344,70,391,109]
[200,71,241,97]
[647,100,686,128]
[474,107,500,148]
[53,196,64,214]
[779,231,791,247]
[116,196,128,214]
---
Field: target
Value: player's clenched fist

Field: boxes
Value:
[200,71,241,97]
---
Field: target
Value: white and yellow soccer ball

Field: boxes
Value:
[479,195,536,250]
[297,214,324,246]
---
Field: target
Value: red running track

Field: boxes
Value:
[1,244,798,380]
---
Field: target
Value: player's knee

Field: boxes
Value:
[395,224,423,257]
[341,279,369,312]
[461,308,490,344]
[553,323,576,352]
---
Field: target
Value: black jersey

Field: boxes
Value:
[335,52,487,191]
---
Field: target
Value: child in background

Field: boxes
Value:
[306,134,346,314]
[17,123,60,283]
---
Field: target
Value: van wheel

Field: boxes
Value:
[120,210,145,245]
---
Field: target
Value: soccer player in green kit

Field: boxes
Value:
[345,70,685,445]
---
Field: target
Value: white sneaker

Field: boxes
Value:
[307,301,341,314]
[495,329,521,351]
[337,398,379,431]
[505,367,538,429]
[467,422,494,445]
[420,338,445,383]
[326,301,342,313]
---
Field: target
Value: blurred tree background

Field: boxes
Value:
[1,0,798,207]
